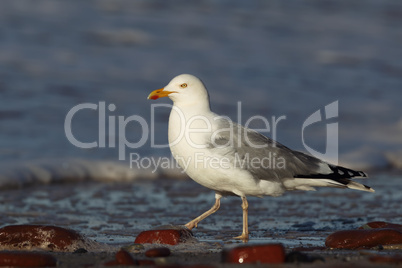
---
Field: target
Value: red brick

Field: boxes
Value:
[115,249,137,265]
[105,249,157,266]
[0,225,86,251]
[0,251,57,267]
[145,247,171,257]
[223,244,285,264]
[134,228,192,245]
[325,229,402,249]
[369,255,402,264]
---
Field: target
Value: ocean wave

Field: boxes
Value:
[0,158,187,190]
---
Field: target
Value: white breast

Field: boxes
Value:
[167,105,285,197]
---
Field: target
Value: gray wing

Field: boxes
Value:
[208,117,368,184]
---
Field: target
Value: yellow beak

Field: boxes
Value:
[147,88,176,100]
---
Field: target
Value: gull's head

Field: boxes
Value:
[148,74,209,106]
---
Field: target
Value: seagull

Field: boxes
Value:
[147,74,374,242]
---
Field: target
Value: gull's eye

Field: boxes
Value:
[180,83,188,88]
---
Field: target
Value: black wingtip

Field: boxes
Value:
[328,165,368,178]
[295,165,368,180]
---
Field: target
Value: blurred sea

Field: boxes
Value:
[0,0,401,185]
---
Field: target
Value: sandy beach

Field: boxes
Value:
[1,174,401,266]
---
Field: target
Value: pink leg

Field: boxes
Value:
[185,193,222,230]
[233,196,249,242]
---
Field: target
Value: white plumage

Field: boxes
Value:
[148,74,374,241]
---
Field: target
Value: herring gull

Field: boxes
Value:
[148,74,374,242]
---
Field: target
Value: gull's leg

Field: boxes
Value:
[234,196,249,242]
[185,193,222,230]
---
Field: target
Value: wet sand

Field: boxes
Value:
[0,173,401,266]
